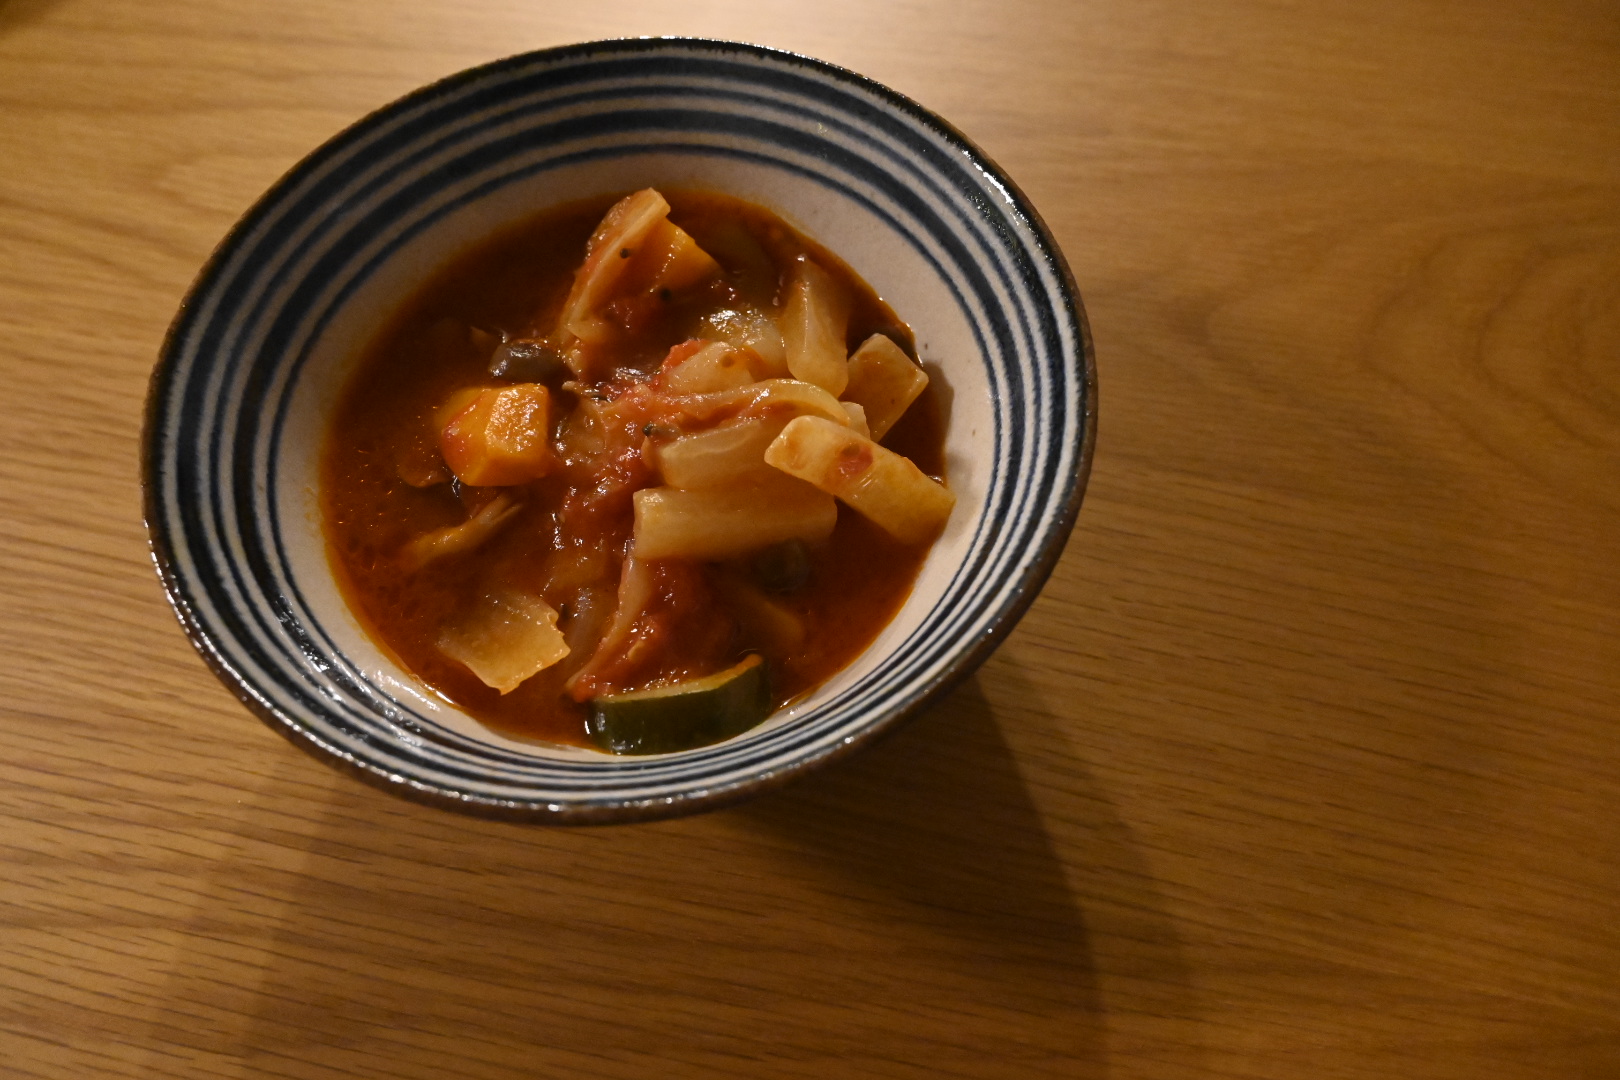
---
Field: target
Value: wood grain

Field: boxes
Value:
[2,0,1617,1076]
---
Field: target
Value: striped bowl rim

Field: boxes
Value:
[142,38,1097,823]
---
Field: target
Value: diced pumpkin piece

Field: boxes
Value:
[780,257,850,396]
[438,383,555,486]
[399,494,520,571]
[437,591,570,694]
[651,417,786,489]
[632,473,837,560]
[435,386,483,428]
[765,415,954,545]
[659,340,770,395]
[844,333,929,440]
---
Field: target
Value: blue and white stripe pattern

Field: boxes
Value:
[144,39,1095,822]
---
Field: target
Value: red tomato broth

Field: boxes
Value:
[321,190,947,748]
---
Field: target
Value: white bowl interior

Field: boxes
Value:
[274,151,991,760]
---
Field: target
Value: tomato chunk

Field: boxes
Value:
[439,384,555,486]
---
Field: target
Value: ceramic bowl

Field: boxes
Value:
[143,38,1096,823]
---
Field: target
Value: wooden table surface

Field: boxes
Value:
[4,1,1618,1076]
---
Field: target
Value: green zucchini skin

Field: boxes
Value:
[586,655,771,755]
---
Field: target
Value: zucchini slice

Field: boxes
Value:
[586,655,771,755]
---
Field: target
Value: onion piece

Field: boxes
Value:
[780,256,851,396]
[650,417,786,489]
[556,189,670,347]
[438,590,570,694]
[564,556,656,699]
[765,415,954,545]
[843,333,929,440]
[631,474,836,561]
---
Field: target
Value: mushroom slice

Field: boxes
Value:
[399,494,520,571]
